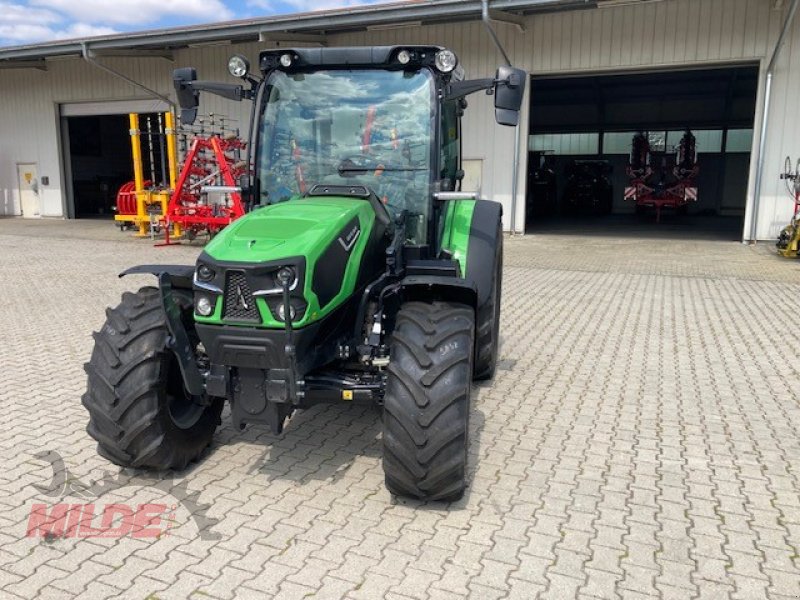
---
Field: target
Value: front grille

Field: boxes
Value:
[223,271,261,322]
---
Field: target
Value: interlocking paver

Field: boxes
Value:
[2,219,800,599]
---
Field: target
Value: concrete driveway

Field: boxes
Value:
[0,218,798,599]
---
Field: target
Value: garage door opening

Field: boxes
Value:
[66,115,133,219]
[525,65,759,240]
[61,99,171,220]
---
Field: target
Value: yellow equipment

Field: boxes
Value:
[777,219,800,258]
[114,112,179,237]
[777,157,800,257]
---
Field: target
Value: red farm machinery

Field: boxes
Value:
[165,126,247,242]
[113,112,247,242]
[625,130,699,222]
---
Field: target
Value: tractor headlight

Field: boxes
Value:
[279,53,294,68]
[267,298,306,323]
[275,266,296,288]
[196,264,215,282]
[196,295,214,316]
[435,49,458,73]
[228,54,250,78]
[397,49,412,65]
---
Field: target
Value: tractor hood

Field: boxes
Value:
[204,197,367,264]
[195,196,380,330]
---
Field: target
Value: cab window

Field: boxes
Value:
[440,99,461,191]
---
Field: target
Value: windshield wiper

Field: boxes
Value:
[337,167,426,173]
[336,157,427,177]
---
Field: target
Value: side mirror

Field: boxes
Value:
[494,66,527,127]
[173,67,199,125]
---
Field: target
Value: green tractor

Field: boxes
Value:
[83,45,525,501]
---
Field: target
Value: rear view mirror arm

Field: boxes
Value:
[446,70,525,103]
[187,81,251,102]
[445,78,495,102]
[173,66,257,125]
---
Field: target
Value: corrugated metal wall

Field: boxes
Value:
[0,0,797,238]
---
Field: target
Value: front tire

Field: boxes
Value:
[383,301,474,501]
[82,286,222,470]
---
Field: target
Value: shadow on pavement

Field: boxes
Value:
[232,394,486,509]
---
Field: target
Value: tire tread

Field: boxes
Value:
[382,301,473,501]
[83,286,222,470]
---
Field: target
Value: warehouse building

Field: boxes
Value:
[0,0,798,241]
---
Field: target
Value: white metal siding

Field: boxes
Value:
[0,0,796,239]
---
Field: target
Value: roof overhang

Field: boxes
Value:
[0,0,595,67]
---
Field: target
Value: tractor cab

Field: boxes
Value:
[174,46,525,252]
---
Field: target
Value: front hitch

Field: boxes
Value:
[259,278,300,435]
[281,280,299,403]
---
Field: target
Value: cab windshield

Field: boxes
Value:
[257,69,434,240]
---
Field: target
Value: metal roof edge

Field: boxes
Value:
[0,0,594,62]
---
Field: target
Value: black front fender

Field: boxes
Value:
[465,200,503,307]
[399,275,478,309]
[119,264,195,289]
[120,265,206,397]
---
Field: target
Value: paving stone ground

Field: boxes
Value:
[0,217,799,599]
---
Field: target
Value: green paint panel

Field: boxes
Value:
[440,199,476,278]
[200,197,376,329]
[206,198,366,263]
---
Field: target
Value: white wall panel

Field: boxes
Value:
[0,0,796,239]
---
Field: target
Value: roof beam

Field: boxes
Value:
[259,31,328,46]
[488,7,527,31]
[0,59,47,70]
[90,49,174,61]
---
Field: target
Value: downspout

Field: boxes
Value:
[481,0,512,66]
[481,0,522,234]
[80,43,175,108]
[749,0,799,242]
[511,122,522,234]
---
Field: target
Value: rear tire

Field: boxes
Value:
[473,221,502,380]
[82,286,222,470]
[383,301,474,501]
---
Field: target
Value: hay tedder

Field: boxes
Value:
[625,130,699,222]
[114,112,247,241]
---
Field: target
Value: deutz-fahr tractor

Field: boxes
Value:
[83,45,526,501]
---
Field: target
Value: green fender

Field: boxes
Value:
[440,198,503,307]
